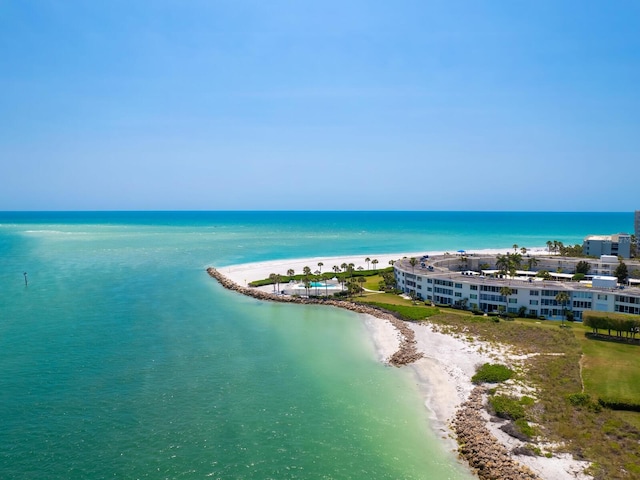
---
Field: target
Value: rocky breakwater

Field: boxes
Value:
[453,386,540,480]
[206,267,422,366]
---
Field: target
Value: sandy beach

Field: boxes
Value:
[220,247,550,287]
[215,248,591,480]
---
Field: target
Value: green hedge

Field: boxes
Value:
[583,311,640,338]
[249,267,393,287]
[598,397,640,412]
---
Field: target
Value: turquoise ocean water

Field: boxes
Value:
[0,211,632,479]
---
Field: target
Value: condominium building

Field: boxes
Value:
[394,255,640,321]
[583,233,631,258]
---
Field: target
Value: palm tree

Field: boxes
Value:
[303,266,312,276]
[372,259,378,270]
[458,255,468,271]
[513,244,518,253]
[409,257,417,274]
[332,265,340,274]
[287,268,295,278]
[346,278,360,299]
[357,276,366,295]
[520,247,527,255]
[496,254,510,276]
[389,259,395,266]
[365,257,371,270]
[546,241,553,254]
[537,270,552,280]
[508,253,522,277]
[274,274,281,293]
[303,277,311,297]
[269,273,277,293]
[340,262,348,273]
[527,257,539,271]
[555,291,570,327]
[317,262,324,273]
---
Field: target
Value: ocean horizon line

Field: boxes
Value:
[0,209,632,213]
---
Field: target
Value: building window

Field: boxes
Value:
[530,300,539,305]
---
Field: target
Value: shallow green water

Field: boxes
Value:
[0,211,630,478]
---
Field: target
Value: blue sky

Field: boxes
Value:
[1,1,639,211]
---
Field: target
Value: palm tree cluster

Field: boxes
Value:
[495,252,523,277]
[268,273,282,293]
[267,257,387,298]
[545,240,584,257]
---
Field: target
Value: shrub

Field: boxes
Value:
[472,363,515,384]
[567,393,591,407]
[490,395,526,420]
[520,396,535,406]
[512,445,537,456]
[501,421,530,441]
[515,418,538,438]
[502,419,537,441]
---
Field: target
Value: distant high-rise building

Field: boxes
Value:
[635,210,640,248]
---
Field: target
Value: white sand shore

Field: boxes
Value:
[216,247,591,480]
[220,247,549,286]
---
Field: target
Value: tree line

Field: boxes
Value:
[583,311,640,339]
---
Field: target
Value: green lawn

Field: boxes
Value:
[357,292,415,305]
[362,274,383,291]
[577,333,640,403]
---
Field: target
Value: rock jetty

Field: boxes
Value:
[206,267,422,366]
[453,386,540,480]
